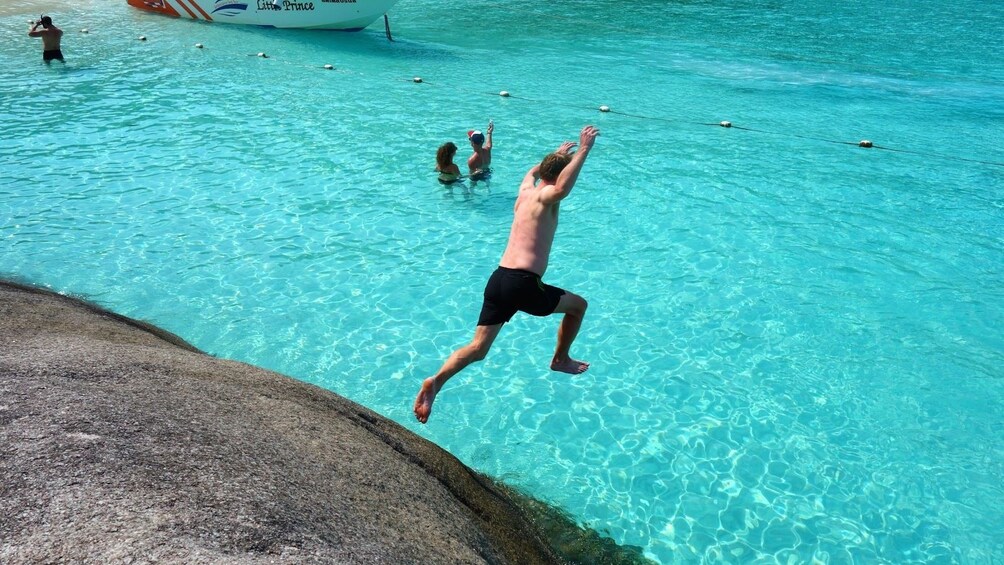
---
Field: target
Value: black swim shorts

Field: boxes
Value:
[477,266,566,326]
[470,168,492,181]
[43,49,64,62]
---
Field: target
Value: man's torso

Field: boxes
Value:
[498,185,559,276]
[468,150,491,174]
[40,28,62,51]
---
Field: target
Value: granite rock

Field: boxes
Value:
[0,281,569,564]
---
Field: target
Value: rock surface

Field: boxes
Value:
[0,280,585,564]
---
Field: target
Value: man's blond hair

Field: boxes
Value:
[538,152,572,183]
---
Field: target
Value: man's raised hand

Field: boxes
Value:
[579,126,599,150]
[556,141,577,155]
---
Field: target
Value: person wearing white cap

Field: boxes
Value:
[466,120,493,181]
[414,125,601,424]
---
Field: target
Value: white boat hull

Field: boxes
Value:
[127,0,399,30]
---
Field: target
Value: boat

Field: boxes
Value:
[126,0,401,30]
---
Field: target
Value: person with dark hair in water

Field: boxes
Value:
[28,16,64,63]
[414,125,600,424]
[435,141,462,185]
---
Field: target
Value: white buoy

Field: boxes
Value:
[138,35,147,41]
[195,43,203,48]
[413,76,423,83]
[499,90,510,97]
[257,52,268,58]
[599,105,610,112]
[720,120,732,128]
[323,64,334,70]
[859,140,873,148]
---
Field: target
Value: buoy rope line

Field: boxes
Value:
[718,123,1004,166]
[136,37,1003,168]
[466,88,1004,168]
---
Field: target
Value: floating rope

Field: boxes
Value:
[481,90,1004,167]
[146,39,1003,168]
[709,123,1004,166]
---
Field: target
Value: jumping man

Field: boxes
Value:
[414,125,600,424]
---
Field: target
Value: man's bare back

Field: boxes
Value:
[498,147,571,276]
[38,27,62,51]
[28,17,63,61]
[467,120,494,176]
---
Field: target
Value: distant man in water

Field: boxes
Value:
[466,120,493,181]
[28,16,64,63]
[414,125,600,424]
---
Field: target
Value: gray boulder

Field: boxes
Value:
[0,281,649,564]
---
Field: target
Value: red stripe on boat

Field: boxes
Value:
[188,0,214,21]
[174,0,199,19]
[127,0,181,17]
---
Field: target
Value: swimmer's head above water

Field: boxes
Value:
[436,141,458,171]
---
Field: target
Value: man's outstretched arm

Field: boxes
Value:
[519,164,540,190]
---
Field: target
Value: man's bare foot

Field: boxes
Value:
[413,377,441,424]
[550,357,590,375]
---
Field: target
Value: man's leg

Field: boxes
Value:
[413,323,503,423]
[550,292,589,374]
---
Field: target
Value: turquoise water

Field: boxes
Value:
[3,0,1003,562]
